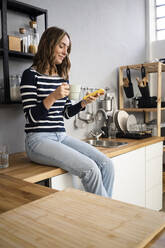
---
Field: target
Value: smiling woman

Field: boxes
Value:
[54,35,70,64]
[20,26,114,198]
[32,26,71,78]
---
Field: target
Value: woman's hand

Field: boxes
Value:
[81,92,101,108]
[52,83,70,100]
[43,83,69,110]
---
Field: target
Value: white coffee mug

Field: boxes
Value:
[69,84,81,100]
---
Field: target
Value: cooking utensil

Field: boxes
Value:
[123,68,134,98]
[137,66,150,98]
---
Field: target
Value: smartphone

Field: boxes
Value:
[83,89,105,100]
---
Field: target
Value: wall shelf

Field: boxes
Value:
[119,62,165,137]
[8,51,34,59]
[7,0,47,17]
[120,108,165,112]
[0,0,48,104]
[119,62,165,73]
[0,49,34,59]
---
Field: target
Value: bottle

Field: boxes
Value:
[19,28,28,53]
[28,21,39,54]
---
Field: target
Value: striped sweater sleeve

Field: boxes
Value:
[20,69,49,123]
[63,100,85,119]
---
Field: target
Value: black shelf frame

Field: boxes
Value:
[0,0,48,104]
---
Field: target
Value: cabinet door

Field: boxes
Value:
[146,184,162,210]
[145,142,163,210]
[146,156,162,192]
[112,147,146,207]
[146,142,163,161]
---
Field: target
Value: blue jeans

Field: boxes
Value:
[25,132,114,197]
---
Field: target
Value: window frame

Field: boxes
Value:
[155,0,165,40]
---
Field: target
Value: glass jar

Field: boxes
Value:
[10,75,21,102]
[28,21,39,54]
[19,28,28,53]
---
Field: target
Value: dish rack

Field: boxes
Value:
[116,131,152,139]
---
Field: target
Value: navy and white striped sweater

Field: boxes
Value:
[20,67,83,133]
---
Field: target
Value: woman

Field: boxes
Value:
[20,26,114,197]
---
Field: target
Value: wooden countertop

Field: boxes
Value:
[0,174,56,214]
[0,188,165,248]
[90,136,164,158]
[0,152,66,183]
[1,137,162,183]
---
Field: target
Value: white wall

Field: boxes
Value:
[0,0,146,153]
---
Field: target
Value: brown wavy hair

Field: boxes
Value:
[33,26,71,79]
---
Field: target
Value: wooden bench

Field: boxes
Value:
[0,152,67,186]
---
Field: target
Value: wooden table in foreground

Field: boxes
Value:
[0,152,66,184]
[0,174,56,214]
[0,188,165,248]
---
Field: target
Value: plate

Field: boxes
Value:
[114,110,120,130]
[116,110,129,132]
[113,110,119,124]
[126,114,138,132]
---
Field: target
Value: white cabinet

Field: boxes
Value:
[112,147,146,207]
[51,142,163,211]
[112,142,163,210]
[145,142,163,210]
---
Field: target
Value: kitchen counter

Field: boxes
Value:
[89,136,164,158]
[0,152,66,184]
[1,137,162,184]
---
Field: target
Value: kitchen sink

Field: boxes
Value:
[85,140,128,148]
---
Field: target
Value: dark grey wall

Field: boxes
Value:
[0,0,146,153]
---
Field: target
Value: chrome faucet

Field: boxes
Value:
[89,129,105,140]
[95,108,108,121]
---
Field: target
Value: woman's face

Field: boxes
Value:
[54,34,70,64]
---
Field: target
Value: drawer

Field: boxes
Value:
[146,184,163,211]
[146,142,163,161]
[146,156,163,191]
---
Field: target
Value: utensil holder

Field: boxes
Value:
[137,96,157,108]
